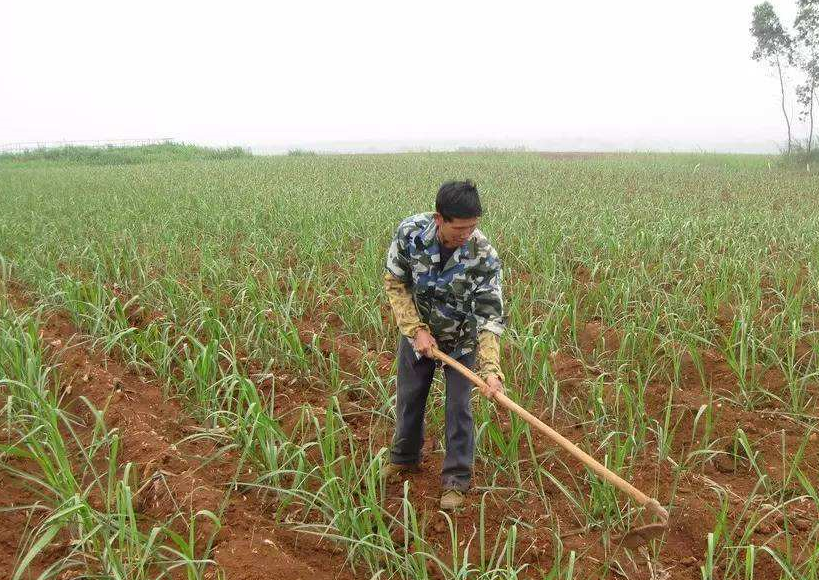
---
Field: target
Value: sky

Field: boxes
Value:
[0,0,806,153]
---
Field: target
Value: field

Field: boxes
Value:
[1,147,818,579]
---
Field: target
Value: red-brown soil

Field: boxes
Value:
[4,284,818,579]
[295,306,819,579]
[0,293,354,580]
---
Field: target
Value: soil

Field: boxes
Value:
[0,468,52,580]
[295,305,819,579]
[0,291,354,580]
[3,285,818,579]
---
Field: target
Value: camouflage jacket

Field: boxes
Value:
[385,212,505,359]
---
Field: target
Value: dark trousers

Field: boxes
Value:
[390,335,476,491]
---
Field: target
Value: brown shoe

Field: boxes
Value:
[439,489,466,510]
[380,462,421,483]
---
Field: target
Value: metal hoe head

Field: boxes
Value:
[614,501,669,549]
[614,522,668,549]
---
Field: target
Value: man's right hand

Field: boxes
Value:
[413,328,438,358]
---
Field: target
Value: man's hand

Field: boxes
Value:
[480,374,504,400]
[413,328,438,358]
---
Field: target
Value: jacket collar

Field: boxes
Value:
[419,215,438,248]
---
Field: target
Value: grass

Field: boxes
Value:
[1,147,818,578]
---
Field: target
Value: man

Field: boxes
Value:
[382,179,505,510]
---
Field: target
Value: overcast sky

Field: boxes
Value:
[0,1,806,153]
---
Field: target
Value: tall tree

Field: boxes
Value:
[794,0,819,157]
[751,2,795,154]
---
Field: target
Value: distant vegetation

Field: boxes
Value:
[455,145,530,153]
[0,142,251,166]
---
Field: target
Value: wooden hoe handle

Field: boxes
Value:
[431,347,669,524]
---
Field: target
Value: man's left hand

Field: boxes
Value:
[480,374,504,400]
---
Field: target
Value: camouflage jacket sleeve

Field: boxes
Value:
[383,272,430,338]
[473,248,505,336]
[476,330,505,382]
[385,222,411,283]
[474,248,505,381]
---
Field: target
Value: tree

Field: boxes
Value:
[794,0,819,157]
[751,2,795,154]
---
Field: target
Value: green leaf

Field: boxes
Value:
[13,523,61,580]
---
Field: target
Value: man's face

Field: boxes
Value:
[434,214,479,249]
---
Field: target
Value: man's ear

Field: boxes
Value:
[433,212,443,227]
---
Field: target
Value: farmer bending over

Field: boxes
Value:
[382,180,505,511]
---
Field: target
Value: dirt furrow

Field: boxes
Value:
[0,291,352,579]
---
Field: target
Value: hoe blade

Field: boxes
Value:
[614,522,667,549]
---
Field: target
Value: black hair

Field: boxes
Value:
[435,180,483,221]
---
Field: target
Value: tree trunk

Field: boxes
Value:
[808,82,815,159]
[776,56,793,154]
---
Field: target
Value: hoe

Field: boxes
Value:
[431,347,669,550]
